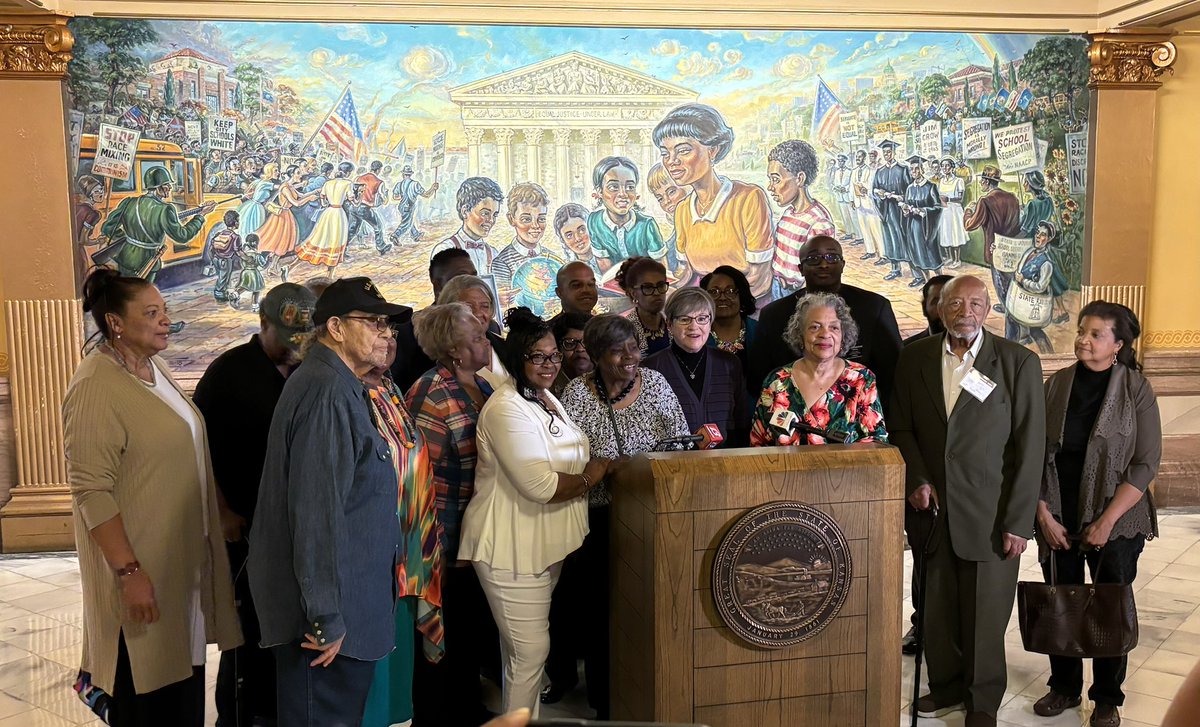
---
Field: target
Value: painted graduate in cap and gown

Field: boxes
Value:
[899,154,943,287]
[870,139,912,281]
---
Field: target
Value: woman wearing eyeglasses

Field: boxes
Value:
[617,256,671,355]
[559,314,689,717]
[644,288,749,448]
[458,308,611,717]
[700,265,758,374]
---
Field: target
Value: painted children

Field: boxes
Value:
[234,233,269,313]
[209,209,243,304]
[586,156,666,273]
[646,162,687,276]
[491,181,561,308]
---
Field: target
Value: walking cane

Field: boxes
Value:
[911,502,940,727]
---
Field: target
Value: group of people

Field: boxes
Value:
[64,202,1159,727]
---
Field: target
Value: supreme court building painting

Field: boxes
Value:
[64,20,1092,373]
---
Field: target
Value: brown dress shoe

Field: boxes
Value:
[1091,703,1121,727]
[1034,690,1082,717]
[965,712,997,727]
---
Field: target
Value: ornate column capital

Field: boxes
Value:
[609,128,631,146]
[580,128,602,146]
[552,127,572,146]
[0,14,74,79]
[1088,29,1177,90]
[494,127,516,146]
[464,126,485,145]
[522,128,545,145]
[639,128,655,146]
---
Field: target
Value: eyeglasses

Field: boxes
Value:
[637,281,670,296]
[673,314,712,326]
[801,253,844,266]
[341,315,394,334]
[560,337,584,351]
[706,287,739,299]
[526,351,564,366]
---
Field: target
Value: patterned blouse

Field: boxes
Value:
[622,308,671,356]
[404,365,494,563]
[750,361,888,447]
[561,368,689,506]
[369,378,444,659]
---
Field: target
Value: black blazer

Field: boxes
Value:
[643,346,750,448]
[747,283,903,408]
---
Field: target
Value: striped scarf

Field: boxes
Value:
[370,380,445,661]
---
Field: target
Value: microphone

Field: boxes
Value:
[695,423,724,450]
[768,409,848,444]
[653,434,703,451]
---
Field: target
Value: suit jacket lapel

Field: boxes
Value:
[920,338,948,423]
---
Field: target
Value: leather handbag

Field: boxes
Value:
[1017,547,1139,659]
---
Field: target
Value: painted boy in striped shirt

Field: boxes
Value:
[766,139,837,299]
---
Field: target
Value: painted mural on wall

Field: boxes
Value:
[65,19,1091,372]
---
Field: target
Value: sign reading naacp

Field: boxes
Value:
[1014,138,1049,174]
[962,117,993,159]
[712,502,853,649]
[991,122,1038,173]
[992,233,1032,273]
[93,123,142,180]
[431,130,447,168]
[209,117,237,152]
[185,119,202,143]
[919,120,941,159]
[1066,131,1088,194]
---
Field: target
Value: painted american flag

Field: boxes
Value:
[811,77,843,144]
[317,88,364,159]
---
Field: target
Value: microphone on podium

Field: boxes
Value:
[695,423,724,450]
[768,409,848,444]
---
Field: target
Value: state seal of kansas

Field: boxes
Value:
[713,502,853,649]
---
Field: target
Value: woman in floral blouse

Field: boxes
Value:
[750,292,887,447]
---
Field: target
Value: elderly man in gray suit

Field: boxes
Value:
[890,275,1045,727]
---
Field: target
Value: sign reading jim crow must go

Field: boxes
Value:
[712,502,853,649]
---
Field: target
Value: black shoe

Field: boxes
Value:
[873,257,891,266]
[540,680,577,704]
[861,253,877,260]
[901,625,918,655]
[1053,312,1070,325]
[993,303,1006,314]
[908,278,925,288]
[1033,690,1082,717]
[168,321,187,334]
[883,270,902,281]
[916,694,964,718]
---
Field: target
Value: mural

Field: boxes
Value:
[65,20,1091,373]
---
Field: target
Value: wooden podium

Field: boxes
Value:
[607,443,906,726]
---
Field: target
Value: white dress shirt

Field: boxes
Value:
[941,330,984,416]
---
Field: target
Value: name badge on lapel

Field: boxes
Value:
[960,368,997,402]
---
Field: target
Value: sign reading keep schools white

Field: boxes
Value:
[209,117,237,152]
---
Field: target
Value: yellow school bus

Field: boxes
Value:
[77,134,239,275]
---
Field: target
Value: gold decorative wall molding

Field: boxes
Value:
[1145,330,1200,349]
[3,299,82,490]
[0,15,74,79]
[1088,29,1177,89]
[0,352,8,376]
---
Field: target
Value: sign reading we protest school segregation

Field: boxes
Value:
[991,122,1038,173]
[93,123,142,180]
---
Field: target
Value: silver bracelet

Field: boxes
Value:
[579,472,593,492]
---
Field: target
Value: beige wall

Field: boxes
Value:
[1147,33,1200,349]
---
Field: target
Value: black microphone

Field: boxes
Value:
[769,411,848,444]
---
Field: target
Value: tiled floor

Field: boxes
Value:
[1,511,1198,727]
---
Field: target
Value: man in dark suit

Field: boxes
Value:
[748,234,902,405]
[890,275,1045,727]
[903,274,954,347]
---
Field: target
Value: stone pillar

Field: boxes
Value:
[465,127,484,178]
[553,128,572,205]
[494,127,515,193]
[609,128,630,158]
[0,15,81,552]
[523,128,544,189]
[1081,29,1177,331]
[640,127,658,197]
[581,128,601,174]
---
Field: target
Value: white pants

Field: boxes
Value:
[474,561,563,716]
[856,207,883,256]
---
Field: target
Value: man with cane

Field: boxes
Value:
[890,275,1044,727]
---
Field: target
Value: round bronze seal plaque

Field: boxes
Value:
[712,502,853,649]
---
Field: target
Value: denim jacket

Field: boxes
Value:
[248,343,400,661]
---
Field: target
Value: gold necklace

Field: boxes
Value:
[102,341,156,386]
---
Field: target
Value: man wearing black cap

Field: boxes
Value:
[249,277,410,726]
[194,282,316,727]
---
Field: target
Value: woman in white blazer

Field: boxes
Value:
[459,307,612,716]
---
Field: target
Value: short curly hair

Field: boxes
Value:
[767,140,819,187]
[412,302,480,363]
[784,292,859,358]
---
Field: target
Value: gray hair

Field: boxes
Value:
[784,293,858,357]
[437,274,497,311]
[665,287,715,322]
[297,322,330,360]
[582,313,639,361]
[413,303,479,363]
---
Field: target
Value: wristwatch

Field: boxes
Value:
[115,561,141,577]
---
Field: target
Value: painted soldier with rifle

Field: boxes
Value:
[95,165,216,282]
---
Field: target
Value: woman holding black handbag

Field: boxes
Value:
[1032,301,1162,727]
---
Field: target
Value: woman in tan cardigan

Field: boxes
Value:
[64,269,241,726]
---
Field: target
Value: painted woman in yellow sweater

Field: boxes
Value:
[652,103,775,299]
